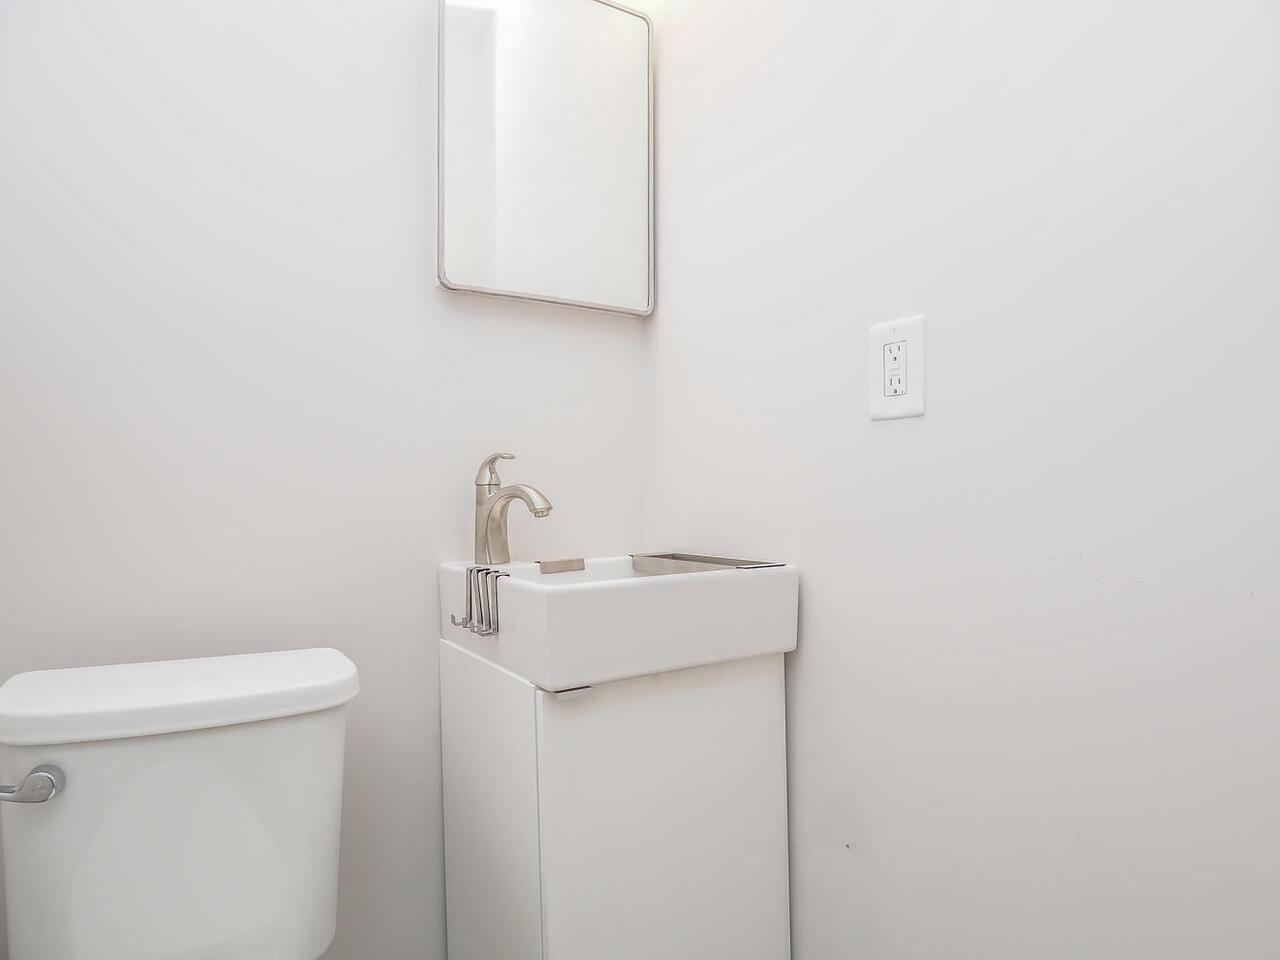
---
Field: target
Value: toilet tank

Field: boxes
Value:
[0,648,359,960]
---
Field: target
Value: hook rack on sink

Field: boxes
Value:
[450,566,511,637]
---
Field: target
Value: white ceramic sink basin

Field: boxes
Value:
[438,556,799,691]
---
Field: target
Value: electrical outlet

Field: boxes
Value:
[883,341,906,396]
[868,316,925,420]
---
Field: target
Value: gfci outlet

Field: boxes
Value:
[868,315,925,420]
[883,341,906,395]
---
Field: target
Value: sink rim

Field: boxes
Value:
[439,555,793,592]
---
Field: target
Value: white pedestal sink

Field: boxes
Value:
[438,554,799,960]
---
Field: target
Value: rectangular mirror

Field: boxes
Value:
[438,0,654,316]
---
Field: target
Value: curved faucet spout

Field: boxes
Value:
[481,484,553,564]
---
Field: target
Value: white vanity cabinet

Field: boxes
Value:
[438,556,798,960]
[439,643,792,960]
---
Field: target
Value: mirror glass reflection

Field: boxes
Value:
[439,0,653,315]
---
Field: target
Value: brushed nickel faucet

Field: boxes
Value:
[473,452,552,564]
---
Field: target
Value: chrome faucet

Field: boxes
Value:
[473,453,552,564]
[474,452,514,561]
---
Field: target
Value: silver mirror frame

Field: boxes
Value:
[436,0,656,317]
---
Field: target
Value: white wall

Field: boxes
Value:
[0,2,647,958]
[637,1,1280,958]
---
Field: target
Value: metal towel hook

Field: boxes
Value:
[0,765,65,804]
[449,565,511,636]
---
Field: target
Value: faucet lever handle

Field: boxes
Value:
[475,452,515,486]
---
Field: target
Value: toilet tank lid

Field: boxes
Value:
[0,648,359,746]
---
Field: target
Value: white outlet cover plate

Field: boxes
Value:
[868,315,926,420]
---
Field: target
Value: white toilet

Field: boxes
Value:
[0,648,359,960]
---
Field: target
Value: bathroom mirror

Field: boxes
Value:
[438,0,654,316]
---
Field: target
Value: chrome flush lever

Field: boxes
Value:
[0,765,65,804]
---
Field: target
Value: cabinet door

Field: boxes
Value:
[440,640,543,960]
[535,654,792,960]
